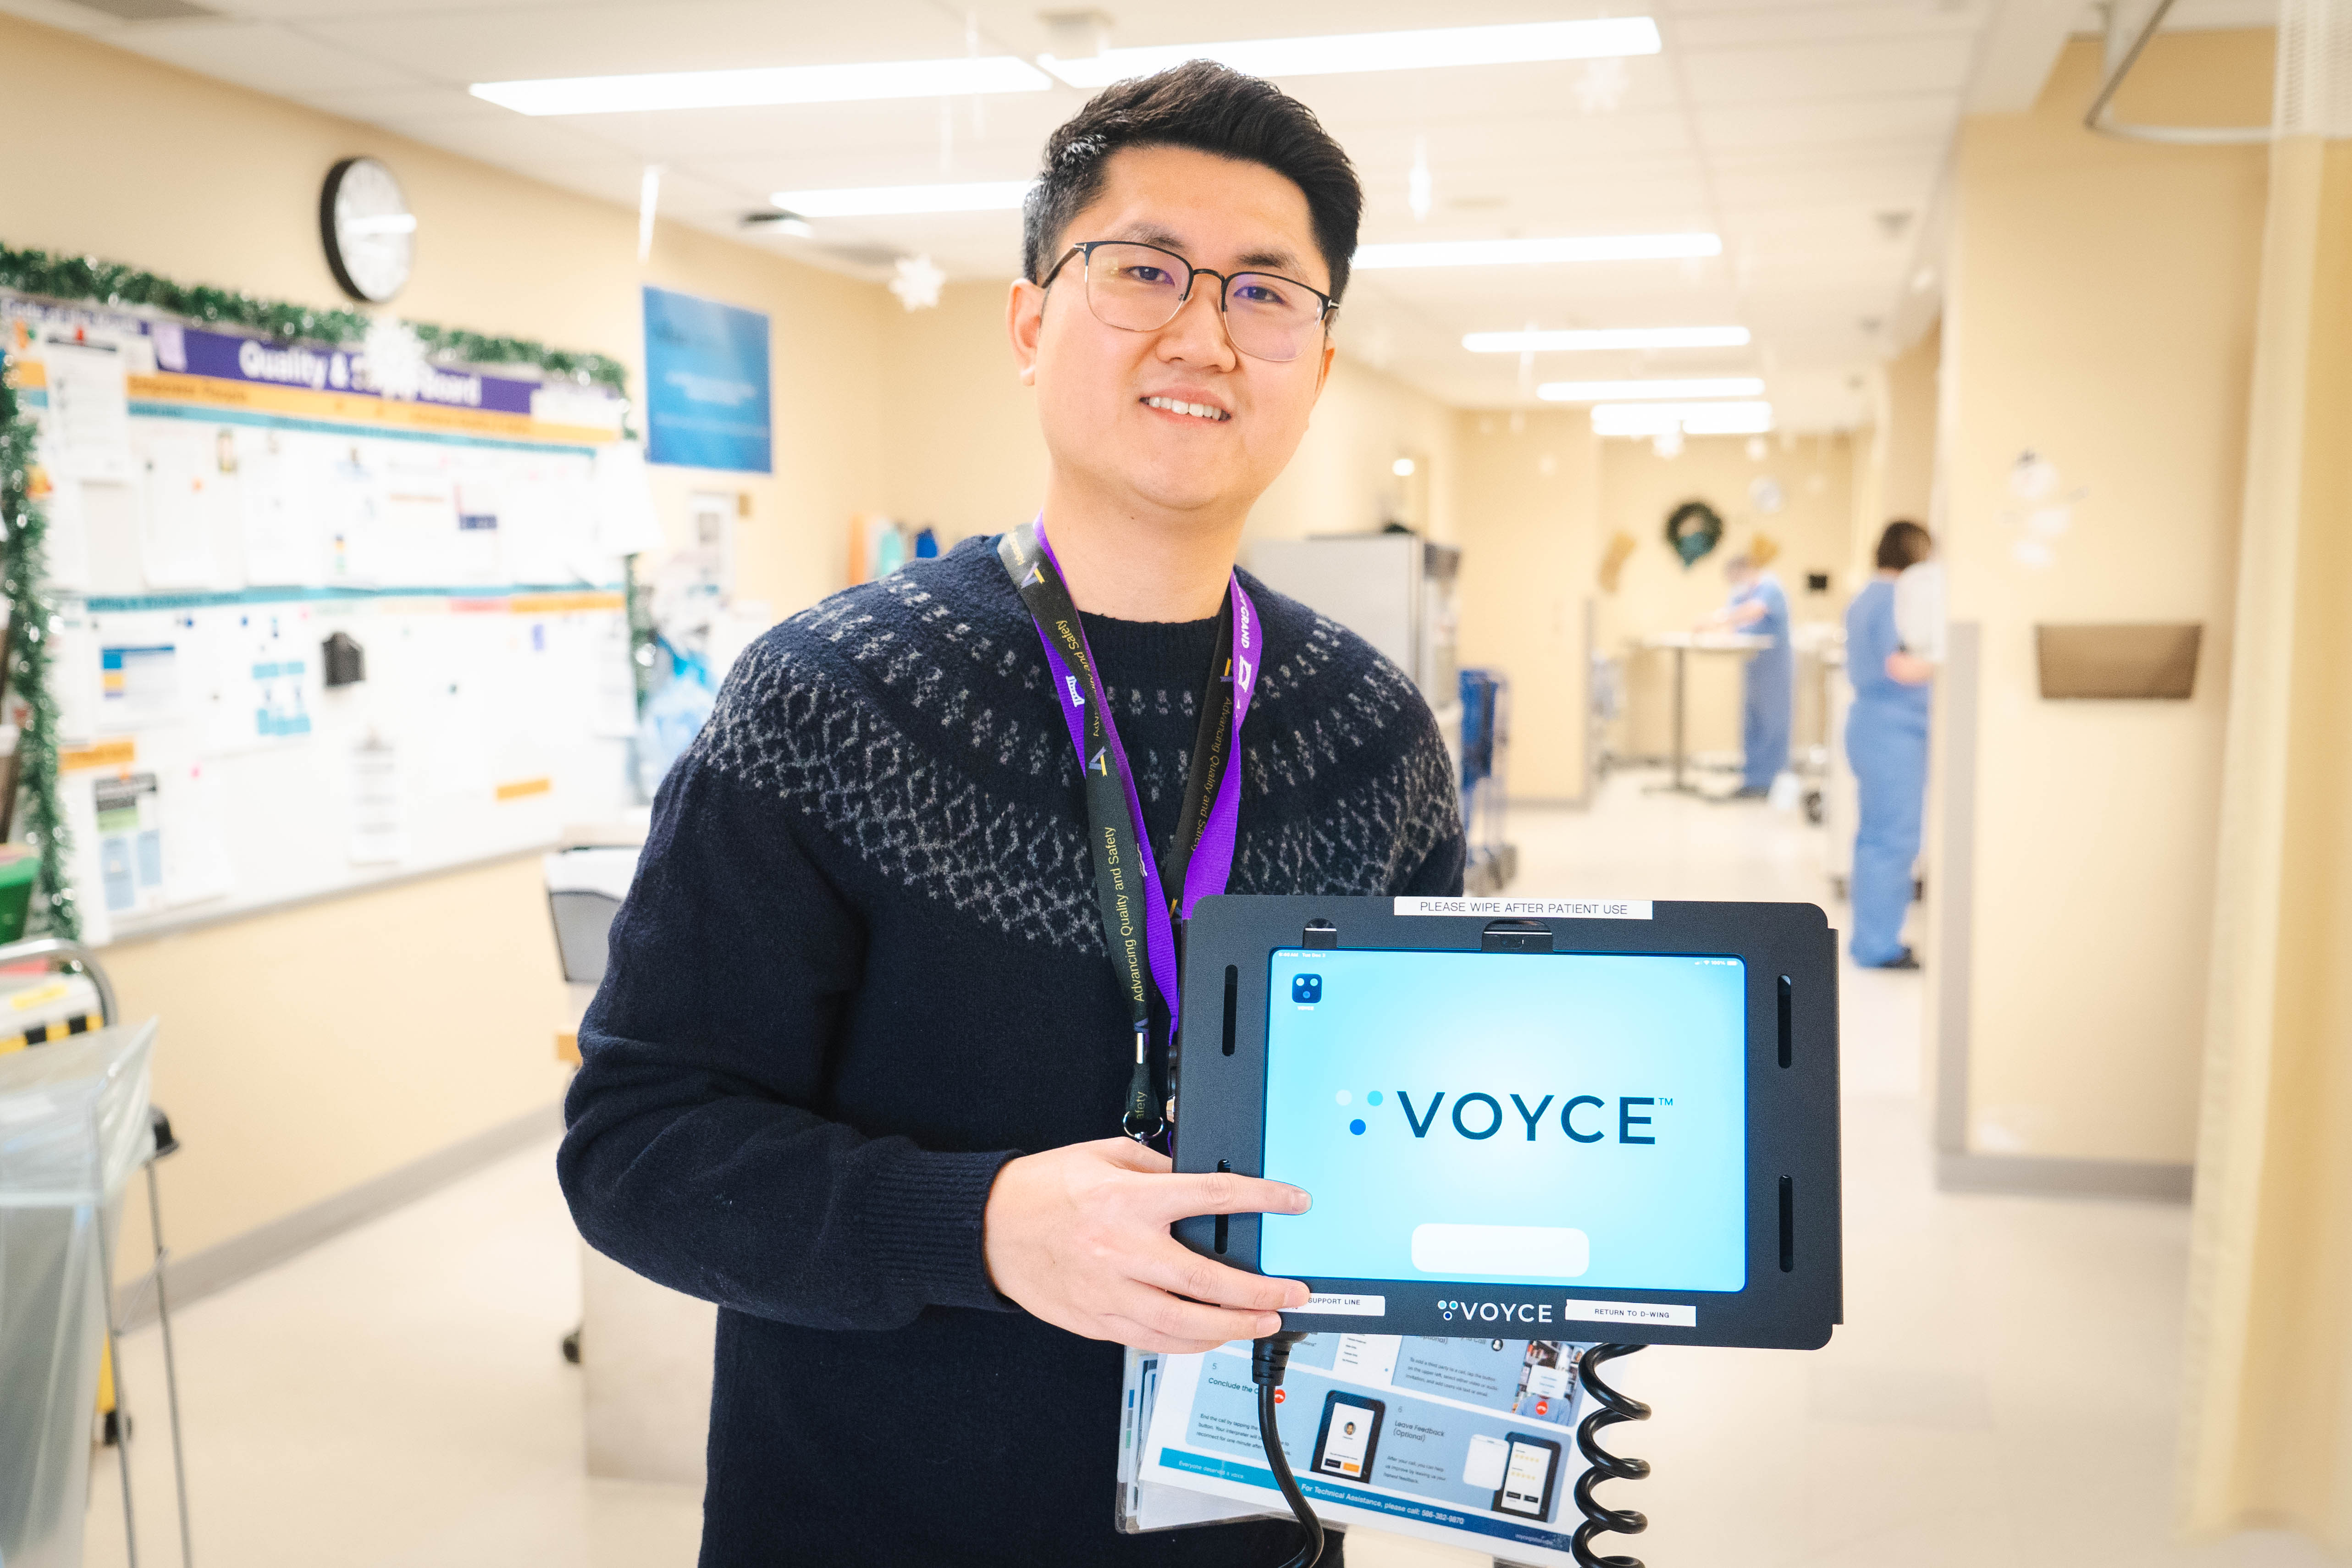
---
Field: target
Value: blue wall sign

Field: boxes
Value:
[641,286,772,473]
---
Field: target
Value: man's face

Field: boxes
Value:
[1009,144,1336,522]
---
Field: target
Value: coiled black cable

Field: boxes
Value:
[1250,1333,1325,1568]
[1570,1343,1652,1568]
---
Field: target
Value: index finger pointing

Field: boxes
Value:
[1156,1168,1311,1220]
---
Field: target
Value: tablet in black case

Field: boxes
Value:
[1171,895,1842,1349]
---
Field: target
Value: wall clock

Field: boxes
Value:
[320,156,414,304]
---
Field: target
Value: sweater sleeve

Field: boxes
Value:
[558,737,1018,1332]
[1397,707,1469,898]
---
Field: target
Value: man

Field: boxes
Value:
[1844,520,1936,968]
[1701,551,1794,797]
[560,63,1465,1566]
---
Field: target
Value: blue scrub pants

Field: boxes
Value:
[1847,704,1928,965]
[1742,648,1794,791]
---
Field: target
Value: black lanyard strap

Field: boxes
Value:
[998,524,1245,1141]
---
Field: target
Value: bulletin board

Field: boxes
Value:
[4,294,654,944]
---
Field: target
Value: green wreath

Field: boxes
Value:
[1664,500,1725,569]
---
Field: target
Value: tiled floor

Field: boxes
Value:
[88,771,2332,1567]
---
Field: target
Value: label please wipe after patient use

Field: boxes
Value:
[1394,897,1654,920]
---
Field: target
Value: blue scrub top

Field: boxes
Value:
[1846,579,1930,728]
[1733,574,1791,655]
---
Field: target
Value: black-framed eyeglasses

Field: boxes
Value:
[1039,240,1336,364]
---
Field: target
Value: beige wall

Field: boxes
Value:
[873,281,1047,546]
[1596,433,1857,762]
[1848,325,1940,629]
[1932,31,2271,1165]
[1451,411,1601,801]
[1251,350,1459,547]
[0,13,889,1269]
[1879,325,1942,534]
[0,18,888,617]
[867,281,1459,565]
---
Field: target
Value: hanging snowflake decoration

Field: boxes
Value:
[889,254,946,312]
[1576,56,1629,115]
[361,313,430,400]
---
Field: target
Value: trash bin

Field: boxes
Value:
[0,1019,158,1568]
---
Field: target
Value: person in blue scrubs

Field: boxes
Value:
[1702,553,1794,797]
[1845,521,1938,968]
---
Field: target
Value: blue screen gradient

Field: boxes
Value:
[1259,948,1747,1292]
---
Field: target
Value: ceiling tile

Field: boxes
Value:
[211,0,613,15]
[1680,35,1977,103]
[38,0,2011,420]
[1674,2,1982,49]
[293,0,977,83]
[0,0,120,34]
[280,83,512,123]
[1696,94,1960,149]
[368,111,635,169]
[103,17,429,93]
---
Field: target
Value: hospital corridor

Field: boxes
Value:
[69,777,2337,1568]
[4,2,2349,1567]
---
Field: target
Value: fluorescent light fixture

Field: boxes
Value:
[472,56,1052,116]
[1392,457,1417,477]
[742,212,815,237]
[1591,401,1774,436]
[1039,17,1660,88]
[770,181,1034,217]
[1357,233,1718,270]
[1464,326,1750,353]
[1539,377,1764,402]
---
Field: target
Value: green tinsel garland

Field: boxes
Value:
[0,243,630,394]
[0,367,79,939]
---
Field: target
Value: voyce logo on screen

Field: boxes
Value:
[1379,1091,1662,1145]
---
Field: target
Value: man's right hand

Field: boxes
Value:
[982,1137,1313,1354]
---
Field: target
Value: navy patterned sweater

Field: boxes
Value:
[560,535,1465,1566]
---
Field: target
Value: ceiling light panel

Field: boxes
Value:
[1591,401,1775,435]
[1539,378,1766,402]
[772,181,1035,217]
[1464,326,1751,353]
[1038,18,1662,88]
[1356,234,1720,269]
[472,56,1051,116]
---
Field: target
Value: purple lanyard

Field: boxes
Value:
[997,518,1259,1139]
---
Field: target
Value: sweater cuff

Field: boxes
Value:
[862,1145,1023,1313]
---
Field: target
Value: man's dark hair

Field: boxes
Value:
[1023,61,1363,302]
[1876,520,1933,571]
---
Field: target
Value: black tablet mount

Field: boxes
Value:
[1180,894,1843,1568]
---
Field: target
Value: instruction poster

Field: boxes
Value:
[641,286,771,473]
[1131,1334,1595,1564]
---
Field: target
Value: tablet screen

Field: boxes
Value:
[1259,948,1747,1292]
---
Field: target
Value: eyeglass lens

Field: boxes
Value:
[1082,243,1324,363]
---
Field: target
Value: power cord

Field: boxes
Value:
[1250,1332,1325,1568]
[1250,1332,1653,1568]
[1570,1343,1652,1568]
